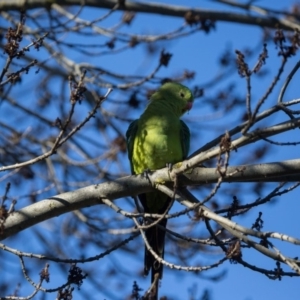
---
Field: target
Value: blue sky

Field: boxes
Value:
[1,0,300,299]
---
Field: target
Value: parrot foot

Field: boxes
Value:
[142,168,152,178]
[166,163,173,171]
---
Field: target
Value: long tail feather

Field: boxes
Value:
[144,218,167,300]
[139,193,170,300]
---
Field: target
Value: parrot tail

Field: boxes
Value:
[138,192,170,300]
[144,217,167,300]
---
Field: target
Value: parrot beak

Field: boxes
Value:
[186,101,193,110]
[182,101,193,113]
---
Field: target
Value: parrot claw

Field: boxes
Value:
[142,168,151,178]
[166,163,173,171]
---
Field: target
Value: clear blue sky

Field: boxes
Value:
[1,0,300,299]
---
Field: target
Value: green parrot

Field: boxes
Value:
[126,82,193,299]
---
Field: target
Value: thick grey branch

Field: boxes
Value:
[0,175,151,241]
[179,159,300,184]
[0,0,295,30]
[1,159,300,241]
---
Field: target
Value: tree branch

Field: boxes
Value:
[1,0,297,30]
[1,159,300,241]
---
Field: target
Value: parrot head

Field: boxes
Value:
[152,82,194,117]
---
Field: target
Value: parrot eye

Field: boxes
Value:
[180,92,185,98]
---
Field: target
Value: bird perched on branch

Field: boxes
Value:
[126,82,193,300]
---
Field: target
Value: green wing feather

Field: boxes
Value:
[126,119,138,173]
[180,120,190,159]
